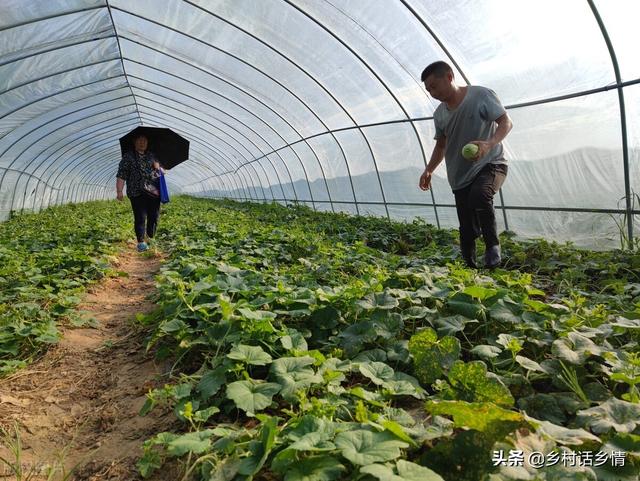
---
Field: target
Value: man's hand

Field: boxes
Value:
[116,191,124,201]
[466,140,492,161]
[419,170,433,190]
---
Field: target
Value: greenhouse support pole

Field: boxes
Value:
[588,0,633,246]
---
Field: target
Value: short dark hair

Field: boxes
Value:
[134,134,148,141]
[421,61,453,82]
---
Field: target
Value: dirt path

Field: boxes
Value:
[0,245,179,480]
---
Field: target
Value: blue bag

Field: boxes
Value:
[159,172,170,204]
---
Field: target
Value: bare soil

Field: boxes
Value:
[0,244,181,480]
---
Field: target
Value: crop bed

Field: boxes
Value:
[138,197,640,481]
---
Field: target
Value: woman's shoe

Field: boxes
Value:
[137,242,148,252]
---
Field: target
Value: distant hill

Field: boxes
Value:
[194,147,639,248]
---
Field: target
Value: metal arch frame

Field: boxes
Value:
[105,0,142,126]
[119,40,319,208]
[141,114,257,199]
[28,119,139,211]
[180,147,251,201]
[84,146,241,206]
[0,94,136,208]
[180,0,431,221]
[136,106,275,200]
[0,4,105,32]
[5,86,255,206]
[0,73,127,124]
[20,86,270,206]
[46,119,254,206]
[0,102,135,211]
[81,148,227,204]
[24,120,138,212]
[135,107,270,201]
[90,150,227,197]
[0,31,116,69]
[14,85,137,183]
[135,110,267,201]
[1,36,120,96]
[33,116,141,210]
[0,89,132,163]
[179,0,365,214]
[587,0,633,245]
[135,92,289,203]
[109,8,337,212]
[61,133,246,202]
[0,57,122,106]
[136,95,288,203]
[0,167,61,191]
[281,0,429,221]
[128,76,301,203]
[122,36,320,209]
[39,121,145,208]
[126,74,307,204]
[132,88,292,201]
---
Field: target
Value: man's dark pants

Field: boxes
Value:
[129,194,161,242]
[453,163,508,261]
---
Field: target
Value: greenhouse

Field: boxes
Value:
[1,1,639,481]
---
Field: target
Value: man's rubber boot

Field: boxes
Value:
[461,245,478,269]
[485,244,501,269]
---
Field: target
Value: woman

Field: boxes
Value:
[115,134,162,252]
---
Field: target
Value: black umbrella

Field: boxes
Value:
[119,126,189,169]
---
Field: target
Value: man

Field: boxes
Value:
[116,134,162,252]
[419,61,513,268]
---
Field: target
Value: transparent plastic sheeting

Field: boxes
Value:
[1,0,640,248]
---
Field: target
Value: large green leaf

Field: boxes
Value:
[470,344,502,360]
[283,455,345,481]
[445,360,515,407]
[361,460,445,481]
[226,380,281,416]
[408,327,460,386]
[238,415,280,476]
[166,429,216,456]
[334,430,409,465]
[431,314,478,336]
[227,343,273,365]
[280,328,309,352]
[463,285,499,301]
[197,367,227,400]
[357,291,399,311]
[518,393,566,424]
[425,400,522,433]
[359,361,395,385]
[270,356,322,401]
[237,307,277,321]
[524,414,601,445]
[576,397,640,433]
[488,298,522,324]
[551,332,605,365]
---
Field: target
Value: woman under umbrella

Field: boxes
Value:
[115,134,163,252]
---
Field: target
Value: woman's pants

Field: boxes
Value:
[129,194,161,242]
[453,163,508,256]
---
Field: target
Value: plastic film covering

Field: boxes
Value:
[1,0,640,248]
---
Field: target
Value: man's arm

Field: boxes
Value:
[419,136,446,191]
[469,112,513,161]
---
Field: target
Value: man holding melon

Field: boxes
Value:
[418,61,513,269]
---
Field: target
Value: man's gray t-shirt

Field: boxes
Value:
[433,85,507,191]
